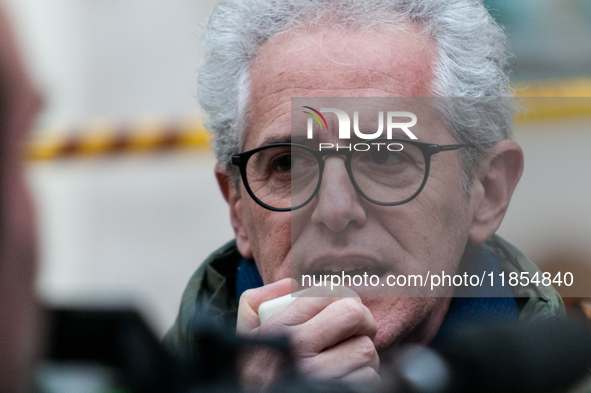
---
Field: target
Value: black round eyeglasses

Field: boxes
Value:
[231,138,466,212]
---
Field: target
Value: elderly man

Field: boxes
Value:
[165,0,564,387]
[0,6,43,393]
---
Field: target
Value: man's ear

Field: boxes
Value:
[469,140,524,244]
[215,163,253,258]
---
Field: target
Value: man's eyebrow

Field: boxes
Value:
[259,135,292,147]
[292,135,310,144]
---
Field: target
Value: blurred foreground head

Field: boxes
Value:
[0,6,42,393]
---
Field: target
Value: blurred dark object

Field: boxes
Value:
[382,345,452,393]
[41,307,188,393]
[429,321,591,393]
[39,307,350,393]
[188,313,293,391]
[40,307,591,393]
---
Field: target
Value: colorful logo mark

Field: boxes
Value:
[302,106,328,130]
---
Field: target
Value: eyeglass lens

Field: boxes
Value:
[245,143,426,209]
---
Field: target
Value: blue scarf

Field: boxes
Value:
[236,258,265,300]
[235,244,520,343]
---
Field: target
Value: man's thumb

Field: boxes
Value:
[237,278,294,334]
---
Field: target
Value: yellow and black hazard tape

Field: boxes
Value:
[27,119,211,161]
[514,77,591,98]
[513,77,591,122]
[25,77,591,161]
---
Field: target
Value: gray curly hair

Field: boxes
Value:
[197,0,514,192]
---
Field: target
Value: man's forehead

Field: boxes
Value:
[245,25,437,149]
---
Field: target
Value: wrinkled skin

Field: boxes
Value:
[215,25,524,388]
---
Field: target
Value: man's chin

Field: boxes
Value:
[363,296,451,352]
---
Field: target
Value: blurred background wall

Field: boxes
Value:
[1,0,590,336]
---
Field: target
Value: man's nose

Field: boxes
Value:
[310,156,367,232]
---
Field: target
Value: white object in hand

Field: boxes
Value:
[258,289,307,324]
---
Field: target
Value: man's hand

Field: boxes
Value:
[237,278,380,389]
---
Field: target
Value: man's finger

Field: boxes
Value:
[268,286,362,327]
[285,298,376,354]
[299,335,380,378]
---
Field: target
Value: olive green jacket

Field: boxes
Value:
[163,234,566,356]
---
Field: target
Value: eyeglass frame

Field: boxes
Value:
[231,138,467,212]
